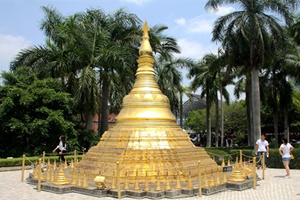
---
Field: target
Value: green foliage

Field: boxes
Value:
[205,147,300,169]
[233,134,247,146]
[290,89,300,132]
[73,129,99,150]
[184,100,247,134]
[184,109,206,132]
[266,149,300,169]
[261,88,300,133]
[0,67,78,157]
[223,101,247,133]
[0,155,83,167]
[291,143,300,148]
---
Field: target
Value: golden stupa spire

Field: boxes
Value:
[139,21,152,56]
[74,21,218,186]
[116,21,175,121]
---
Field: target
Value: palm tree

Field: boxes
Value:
[149,25,181,58]
[205,49,232,147]
[187,53,219,147]
[155,55,194,114]
[75,66,99,130]
[11,7,142,134]
[83,9,141,136]
[205,0,294,146]
[290,13,300,45]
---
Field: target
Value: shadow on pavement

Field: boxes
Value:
[273,176,285,178]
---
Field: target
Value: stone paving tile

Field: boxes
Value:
[0,168,299,200]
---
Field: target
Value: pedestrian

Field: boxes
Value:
[255,134,269,169]
[52,135,68,162]
[279,138,294,179]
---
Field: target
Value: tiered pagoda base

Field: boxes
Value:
[27,172,257,198]
[74,120,219,184]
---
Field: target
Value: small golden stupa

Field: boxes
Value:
[74,21,218,184]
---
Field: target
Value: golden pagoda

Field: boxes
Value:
[74,21,218,185]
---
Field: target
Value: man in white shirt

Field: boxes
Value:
[255,134,269,169]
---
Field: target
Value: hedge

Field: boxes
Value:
[205,147,300,169]
[0,155,82,168]
[1,148,299,169]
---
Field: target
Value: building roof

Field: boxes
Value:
[182,94,206,116]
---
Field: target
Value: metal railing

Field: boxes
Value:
[21,149,266,198]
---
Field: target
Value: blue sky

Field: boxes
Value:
[0,0,240,99]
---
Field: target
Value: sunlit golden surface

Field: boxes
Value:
[74,21,218,184]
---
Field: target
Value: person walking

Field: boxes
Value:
[255,134,269,169]
[53,135,68,162]
[279,138,294,179]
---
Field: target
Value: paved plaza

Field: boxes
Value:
[0,168,299,200]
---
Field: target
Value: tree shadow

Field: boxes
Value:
[273,175,285,178]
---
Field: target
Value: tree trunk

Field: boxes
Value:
[206,88,211,147]
[85,113,94,131]
[180,93,183,128]
[250,42,261,148]
[273,109,279,147]
[100,77,109,137]
[97,113,101,137]
[215,94,219,147]
[284,109,289,142]
[246,74,252,146]
[272,82,279,148]
[220,85,224,147]
[97,93,103,137]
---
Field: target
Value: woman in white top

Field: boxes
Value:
[52,135,67,162]
[279,138,294,179]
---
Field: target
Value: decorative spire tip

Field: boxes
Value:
[142,21,149,33]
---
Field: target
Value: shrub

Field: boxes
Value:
[266,148,300,169]
[205,147,300,169]
[0,155,82,167]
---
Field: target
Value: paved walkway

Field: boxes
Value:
[0,168,299,200]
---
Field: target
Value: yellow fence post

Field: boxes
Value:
[38,158,42,192]
[253,157,256,189]
[116,161,121,199]
[198,161,202,197]
[262,153,265,180]
[240,150,242,164]
[42,151,45,164]
[82,148,85,156]
[21,154,25,182]
[74,150,77,163]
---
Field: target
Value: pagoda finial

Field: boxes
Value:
[139,21,152,55]
[142,20,150,33]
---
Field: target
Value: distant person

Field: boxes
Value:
[53,135,68,162]
[203,133,207,147]
[226,135,232,147]
[200,132,204,147]
[224,134,227,147]
[211,132,216,147]
[191,134,197,143]
[255,134,269,169]
[279,138,294,179]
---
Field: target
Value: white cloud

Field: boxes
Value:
[0,33,31,71]
[174,16,214,34]
[121,0,151,5]
[174,6,235,35]
[174,18,186,26]
[187,16,213,34]
[175,38,218,60]
[209,6,235,16]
